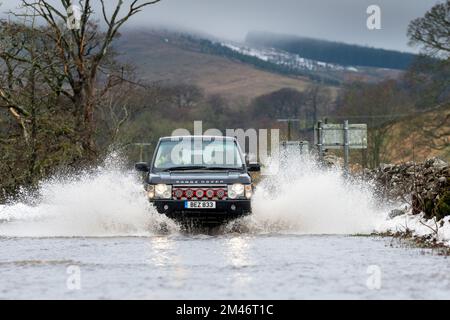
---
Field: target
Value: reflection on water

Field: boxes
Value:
[225,236,252,268]
[1,235,450,299]
[224,236,253,290]
[147,236,188,289]
[148,236,176,267]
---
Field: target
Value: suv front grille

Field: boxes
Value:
[172,186,228,200]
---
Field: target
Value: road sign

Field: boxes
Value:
[314,121,368,175]
[281,141,309,154]
[314,123,367,149]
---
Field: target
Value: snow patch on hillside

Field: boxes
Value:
[221,42,359,73]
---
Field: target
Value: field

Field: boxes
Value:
[116,30,336,101]
[382,104,450,163]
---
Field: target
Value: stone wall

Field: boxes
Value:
[364,158,449,220]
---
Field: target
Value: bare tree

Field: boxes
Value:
[16,0,161,159]
[168,84,203,109]
[306,84,331,127]
[408,0,450,58]
[407,103,450,152]
[336,80,412,167]
[0,21,32,141]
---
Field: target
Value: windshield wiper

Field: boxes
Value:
[162,166,243,172]
[162,166,208,172]
[204,167,243,171]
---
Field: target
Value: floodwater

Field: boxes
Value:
[0,234,449,299]
[0,154,449,299]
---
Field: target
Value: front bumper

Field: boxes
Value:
[151,199,252,221]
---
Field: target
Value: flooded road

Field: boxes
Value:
[1,234,449,299]
[1,155,448,299]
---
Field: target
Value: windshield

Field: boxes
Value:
[153,138,244,171]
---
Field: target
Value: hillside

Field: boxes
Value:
[246,31,418,70]
[216,41,402,84]
[114,29,449,166]
[382,104,450,163]
[115,29,321,101]
[114,29,404,101]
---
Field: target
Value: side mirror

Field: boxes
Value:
[135,162,150,172]
[247,163,261,172]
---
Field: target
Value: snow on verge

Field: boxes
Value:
[376,208,450,246]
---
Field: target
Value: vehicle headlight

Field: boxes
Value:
[154,184,172,199]
[228,183,245,199]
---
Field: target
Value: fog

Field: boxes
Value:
[1,0,441,52]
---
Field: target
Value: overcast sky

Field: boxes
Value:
[1,0,442,52]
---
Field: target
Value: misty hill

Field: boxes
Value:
[114,29,326,100]
[196,38,343,85]
[246,31,418,70]
[211,41,401,84]
[114,29,401,101]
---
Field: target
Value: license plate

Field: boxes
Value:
[184,201,216,209]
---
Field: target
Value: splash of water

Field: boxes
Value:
[227,154,391,234]
[0,154,178,237]
[0,153,390,237]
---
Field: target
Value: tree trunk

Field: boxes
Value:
[82,76,97,160]
[28,64,38,184]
